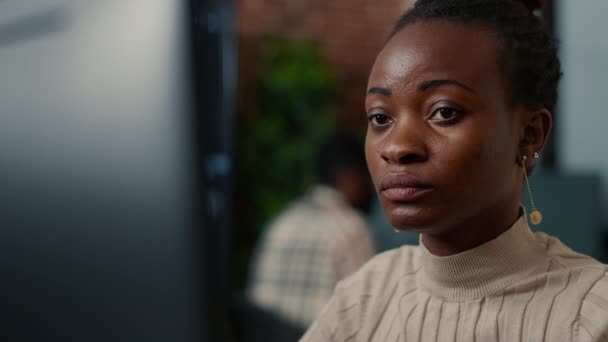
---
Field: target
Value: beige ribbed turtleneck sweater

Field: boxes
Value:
[300,215,608,341]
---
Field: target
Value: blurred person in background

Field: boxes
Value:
[301,0,608,341]
[247,132,375,330]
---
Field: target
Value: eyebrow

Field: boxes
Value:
[367,87,392,96]
[419,79,474,93]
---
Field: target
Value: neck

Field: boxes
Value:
[421,199,521,256]
[418,209,543,301]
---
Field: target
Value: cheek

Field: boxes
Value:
[433,118,513,192]
[365,132,380,184]
[434,130,484,184]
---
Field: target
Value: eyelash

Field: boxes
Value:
[427,106,466,124]
[368,113,392,128]
[367,106,466,129]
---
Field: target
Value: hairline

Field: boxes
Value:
[386,18,519,111]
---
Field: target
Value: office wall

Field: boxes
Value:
[558,0,608,222]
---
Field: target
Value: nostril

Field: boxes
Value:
[381,152,425,164]
[400,153,426,164]
[380,140,428,164]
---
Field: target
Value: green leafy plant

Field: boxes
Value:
[234,37,337,286]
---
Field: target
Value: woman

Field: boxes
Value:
[301,0,608,341]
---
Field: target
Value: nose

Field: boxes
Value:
[379,121,428,165]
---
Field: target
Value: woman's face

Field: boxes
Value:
[365,21,523,232]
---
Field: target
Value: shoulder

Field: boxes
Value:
[329,245,421,310]
[261,198,326,243]
[576,270,608,341]
[536,231,602,269]
[300,245,421,341]
[337,244,421,291]
[528,231,608,341]
[537,232,608,341]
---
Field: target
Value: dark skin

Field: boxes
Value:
[365,21,552,256]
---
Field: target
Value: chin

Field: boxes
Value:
[383,203,440,232]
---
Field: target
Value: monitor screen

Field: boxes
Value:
[0,1,205,340]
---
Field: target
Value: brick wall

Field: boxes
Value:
[235,0,415,132]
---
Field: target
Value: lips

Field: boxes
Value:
[379,173,434,202]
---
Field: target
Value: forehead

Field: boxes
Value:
[369,21,505,94]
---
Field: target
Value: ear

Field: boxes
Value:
[517,108,553,168]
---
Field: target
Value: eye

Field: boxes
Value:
[428,106,464,123]
[368,113,393,127]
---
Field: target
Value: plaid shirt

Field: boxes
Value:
[247,186,375,328]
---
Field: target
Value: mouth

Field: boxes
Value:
[379,173,434,202]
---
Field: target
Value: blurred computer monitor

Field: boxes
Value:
[0,1,236,341]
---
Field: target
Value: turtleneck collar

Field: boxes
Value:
[418,213,546,301]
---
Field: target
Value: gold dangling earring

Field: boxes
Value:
[522,154,543,225]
